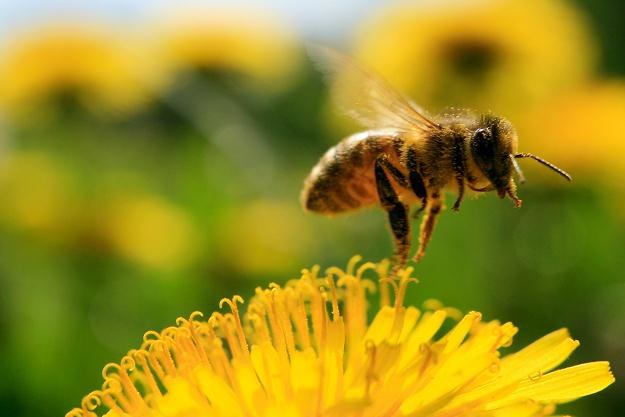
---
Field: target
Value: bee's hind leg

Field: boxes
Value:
[375,155,410,270]
[407,147,427,218]
[413,191,442,262]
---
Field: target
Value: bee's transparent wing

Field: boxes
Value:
[309,45,440,133]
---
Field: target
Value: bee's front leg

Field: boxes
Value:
[506,179,523,208]
[413,191,442,262]
[375,155,410,270]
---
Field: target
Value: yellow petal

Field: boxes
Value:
[489,361,615,408]
[364,306,396,344]
[195,367,245,417]
[500,329,573,374]
[442,311,482,354]
[514,361,615,403]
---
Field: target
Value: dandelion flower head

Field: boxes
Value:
[354,0,596,113]
[154,8,300,86]
[0,24,163,118]
[68,257,614,417]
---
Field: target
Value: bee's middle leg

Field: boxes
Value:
[375,155,410,269]
[452,176,465,212]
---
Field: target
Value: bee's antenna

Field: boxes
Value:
[514,153,572,181]
[509,154,526,184]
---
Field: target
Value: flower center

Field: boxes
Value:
[444,38,501,79]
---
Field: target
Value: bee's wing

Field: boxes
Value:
[309,45,440,133]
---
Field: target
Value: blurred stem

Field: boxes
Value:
[160,73,279,192]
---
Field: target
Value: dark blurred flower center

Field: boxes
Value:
[444,39,500,78]
[44,85,87,117]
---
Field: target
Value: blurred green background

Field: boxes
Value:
[0,0,623,416]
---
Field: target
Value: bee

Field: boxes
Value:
[301,46,571,267]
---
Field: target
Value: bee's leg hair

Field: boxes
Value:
[375,155,410,270]
[406,147,427,215]
[413,191,442,262]
[451,137,467,211]
[507,179,523,208]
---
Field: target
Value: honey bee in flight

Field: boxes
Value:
[301,46,571,267]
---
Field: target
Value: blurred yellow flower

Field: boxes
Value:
[97,195,198,271]
[354,0,596,114]
[520,82,625,185]
[0,152,79,241]
[154,8,300,87]
[219,200,313,276]
[67,258,613,417]
[0,24,164,119]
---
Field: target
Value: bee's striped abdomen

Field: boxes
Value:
[301,131,404,214]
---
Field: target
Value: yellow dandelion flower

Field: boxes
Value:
[67,257,613,417]
[520,81,625,185]
[154,8,300,87]
[97,195,198,271]
[353,0,596,114]
[0,24,164,119]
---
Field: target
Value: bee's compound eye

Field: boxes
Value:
[474,128,490,142]
[471,128,494,160]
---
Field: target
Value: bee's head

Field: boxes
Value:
[470,115,517,198]
[470,115,571,205]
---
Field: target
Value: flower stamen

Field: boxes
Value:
[219,295,250,357]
